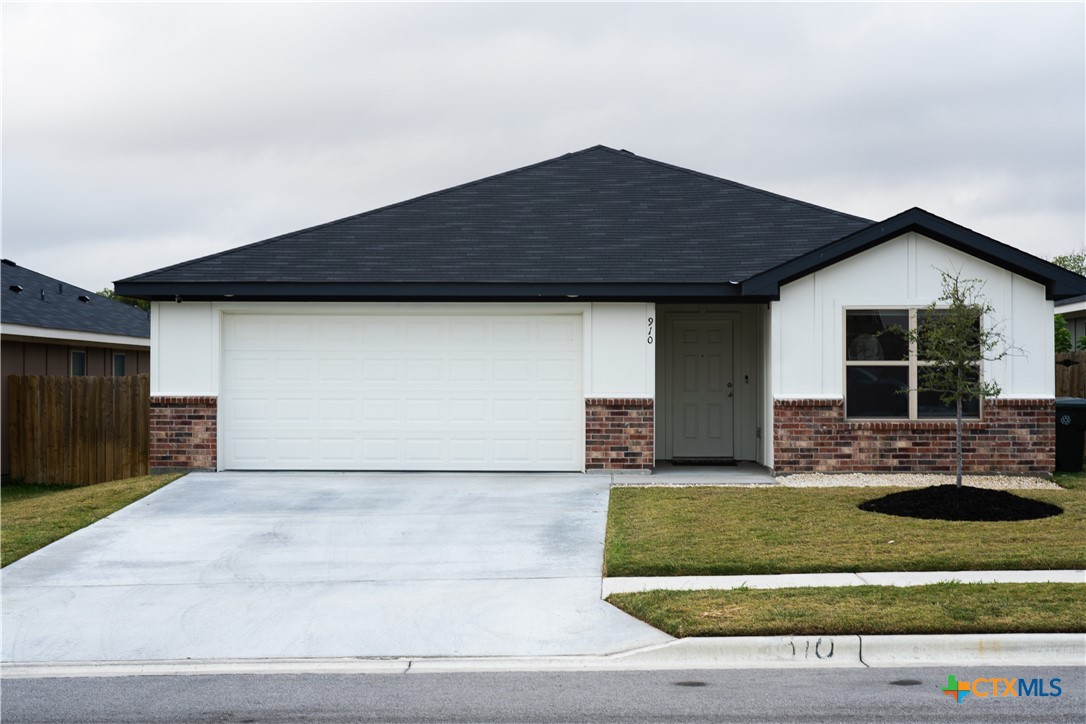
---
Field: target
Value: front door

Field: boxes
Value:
[671,319,735,459]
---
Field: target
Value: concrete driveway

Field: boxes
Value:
[2,472,669,663]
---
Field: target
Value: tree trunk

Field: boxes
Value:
[955,396,963,488]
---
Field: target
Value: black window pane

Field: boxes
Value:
[846,366,909,418]
[113,354,126,377]
[846,310,908,361]
[71,352,86,376]
[918,366,981,418]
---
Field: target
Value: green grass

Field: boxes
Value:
[1,474,181,566]
[605,486,1086,577]
[1053,470,1086,491]
[608,583,1086,637]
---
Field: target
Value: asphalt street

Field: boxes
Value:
[2,666,1082,723]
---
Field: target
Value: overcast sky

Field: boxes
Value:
[3,2,1084,293]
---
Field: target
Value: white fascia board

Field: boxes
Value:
[0,323,150,349]
[1055,300,1086,316]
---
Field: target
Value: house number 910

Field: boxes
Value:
[647,317,654,345]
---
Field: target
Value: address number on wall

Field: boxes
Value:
[647,316,654,345]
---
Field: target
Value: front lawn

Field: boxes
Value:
[1053,470,1086,491]
[605,486,1086,576]
[607,582,1086,637]
[1,474,181,566]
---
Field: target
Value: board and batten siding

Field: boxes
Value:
[768,231,1055,465]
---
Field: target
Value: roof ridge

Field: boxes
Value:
[119,146,617,283]
[594,146,872,225]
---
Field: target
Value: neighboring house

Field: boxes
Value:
[115,146,1086,475]
[1,260,151,474]
[1056,294,1086,349]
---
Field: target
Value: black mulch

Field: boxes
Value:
[857,485,1063,522]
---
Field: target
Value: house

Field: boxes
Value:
[1056,294,1086,349]
[115,146,1086,475]
[1,260,151,474]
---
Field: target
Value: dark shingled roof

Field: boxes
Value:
[116,146,1086,302]
[1,261,150,339]
[118,146,872,294]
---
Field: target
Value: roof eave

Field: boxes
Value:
[113,281,775,304]
[741,208,1086,301]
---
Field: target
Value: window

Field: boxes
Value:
[71,350,87,376]
[845,308,981,420]
[113,353,126,377]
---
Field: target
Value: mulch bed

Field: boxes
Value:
[858,485,1063,522]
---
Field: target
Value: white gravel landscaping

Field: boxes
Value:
[775,472,1061,490]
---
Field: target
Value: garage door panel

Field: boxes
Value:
[221,313,583,471]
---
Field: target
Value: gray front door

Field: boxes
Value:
[671,319,735,459]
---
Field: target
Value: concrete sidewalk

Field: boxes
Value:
[603,569,1086,595]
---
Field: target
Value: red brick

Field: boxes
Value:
[585,398,653,471]
[773,399,1054,474]
[150,396,217,471]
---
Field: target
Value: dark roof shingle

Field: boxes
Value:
[119,146,872,289]
[2,261,150,339]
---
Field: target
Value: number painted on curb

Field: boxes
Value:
[788,637,835,660]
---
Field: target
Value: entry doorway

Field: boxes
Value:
[670,319,735,459]
[655,305,765,466]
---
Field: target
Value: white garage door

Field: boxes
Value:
[220,312,584,471]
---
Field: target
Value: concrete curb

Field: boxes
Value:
[603,570,1086,595]
[860,633,1086,668]
[4,634,1082,678]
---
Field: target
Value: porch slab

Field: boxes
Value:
[611,461,775,486]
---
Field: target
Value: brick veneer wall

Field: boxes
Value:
[585,398,654,471]
[773,398,1054,474]
[150,396,217,472]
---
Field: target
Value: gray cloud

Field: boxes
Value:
[3,2,1082,292]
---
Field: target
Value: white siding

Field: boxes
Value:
[152,302,215,396]
[587,302,655,397]
[772,232,1055,400]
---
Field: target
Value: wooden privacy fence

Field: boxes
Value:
[7,374,150,485]
[1056,352,1086,398]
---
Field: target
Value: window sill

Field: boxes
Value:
[846,418,983,429]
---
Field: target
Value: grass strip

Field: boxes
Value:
[1,474,181,566]
[608,582,1086,637]
[605,486,1086,577]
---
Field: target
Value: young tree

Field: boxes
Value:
[909,270,1017,488]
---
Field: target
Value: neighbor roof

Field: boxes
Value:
[116,145,873,301]
[2,261,150,339]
